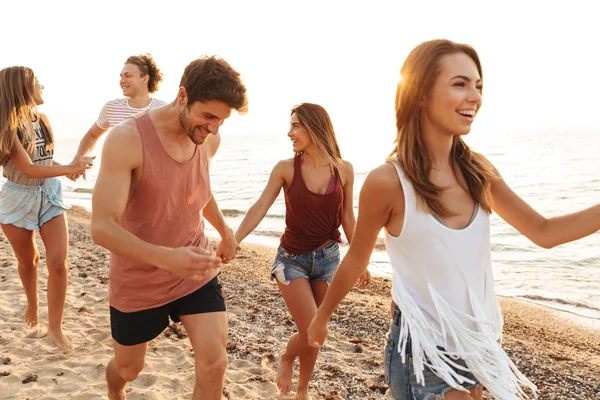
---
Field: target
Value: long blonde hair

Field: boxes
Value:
[0,66,53,165]
[291,103,342,167]
[390,39,496,216]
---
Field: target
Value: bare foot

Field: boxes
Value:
[48,328,73,353]
[24,305,38,327]
[294,389,311,400]
[276,349,294,395]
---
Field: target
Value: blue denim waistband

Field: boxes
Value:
[3,179,51,192]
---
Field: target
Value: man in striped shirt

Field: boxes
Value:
[69,55,221,179]
[71,54,165,165]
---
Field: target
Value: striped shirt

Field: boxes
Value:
[95,98,166,130]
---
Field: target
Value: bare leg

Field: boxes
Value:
[106,341,148,400]
[276,278,327,398]
[39,214,71,352]
[180,312,228,400]
[106,357,127,400]
[295,280,328,399]
[1,224,40,327]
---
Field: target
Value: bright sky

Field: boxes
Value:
[2,0,599,164]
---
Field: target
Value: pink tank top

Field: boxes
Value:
[109,112,217,312]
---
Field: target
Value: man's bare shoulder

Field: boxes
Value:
[104,119,141,145]
[110,118,139,136]
[205,133,221,159]
[101,119,142,167]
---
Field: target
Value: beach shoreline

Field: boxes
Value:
[0,206,598,399]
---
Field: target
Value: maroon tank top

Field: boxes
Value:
[280,155,344,254]
[109,112,217,312]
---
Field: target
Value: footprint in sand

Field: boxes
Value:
[85,328,111,342]
[229,358,263,375]
[158,345,186,355]
[134,372,158,389]
[25,326,47,339]
[226,368,252,384]
[126,391,160,400]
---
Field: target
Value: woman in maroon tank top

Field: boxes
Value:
[235,103,371,399]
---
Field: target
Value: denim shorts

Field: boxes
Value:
[0,178,68,231]
[270,241,340,285]
[384,306,482,399]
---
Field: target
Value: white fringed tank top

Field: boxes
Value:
[385,159,537,399]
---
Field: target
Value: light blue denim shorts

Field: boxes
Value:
[270,241,340,285]
[384,306,482,399]
[0,178,69,231]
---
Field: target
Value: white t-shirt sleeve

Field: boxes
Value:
[95,103,111,129]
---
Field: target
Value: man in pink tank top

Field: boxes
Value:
[91,56,248,400]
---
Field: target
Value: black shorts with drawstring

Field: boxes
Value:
[109,275,226,346]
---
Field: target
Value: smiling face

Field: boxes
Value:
[287,113,312,153]
[422,52,483,137]
[120,63,148,97]
[178,92,232,145]
[32,75,44,105]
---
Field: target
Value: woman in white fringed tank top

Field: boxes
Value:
[306,39,600,400]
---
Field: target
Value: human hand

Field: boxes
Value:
[160,246,222,280]
[356,269,372,289]
[69,156,95,178]
[67,172,84,181]
[216,228,238,263]
[307,314,329,348]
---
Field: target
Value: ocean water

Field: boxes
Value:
[14,127,600,322]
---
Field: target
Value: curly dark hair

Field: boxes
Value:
[125,54,163,93]
[179,56,248,113]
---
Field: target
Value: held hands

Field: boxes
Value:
[161,246,222,281]
[67,156,95,181]
[307,314,329,349]
[216,227,239,264]
[356,269,372,289]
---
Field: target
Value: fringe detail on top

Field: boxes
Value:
[395,281,538,399]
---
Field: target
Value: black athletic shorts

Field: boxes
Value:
[109,275,226,346]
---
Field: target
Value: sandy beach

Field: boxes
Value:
[0,206,598,399]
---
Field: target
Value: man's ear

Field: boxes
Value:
[177,87,188,107]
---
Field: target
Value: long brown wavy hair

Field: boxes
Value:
[390,39,496,216]
[0,66,53,165]
[291,103,343,167]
